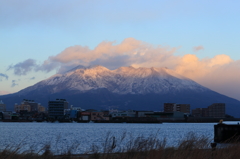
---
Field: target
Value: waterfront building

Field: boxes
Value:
[164,103,190,114]
[192,103,225,118]
[15,99,45,113]
[145,111,185,121]
[191,108,202,117]
[136,111,154,117]
[2,111,12,120]
[79,112,91,121]
[70,106,83,111]
[48,99,69,120]
[164,103,175,112]
[90,111,109,121]
[65,109,78,119]
[15,104,31,112]
[0,100,6,112]
[208,103,225,118]
[0,112,3,120]
[110,110,136,118]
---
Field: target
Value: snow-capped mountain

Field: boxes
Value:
[19,65,208,95]
[2,65,240,117]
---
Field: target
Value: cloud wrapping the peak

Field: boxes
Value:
[41,38,177,72]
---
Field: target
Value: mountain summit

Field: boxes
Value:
[2,65,240,117]
[19,65,208,95]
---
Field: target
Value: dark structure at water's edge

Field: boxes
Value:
[214,123,240,143]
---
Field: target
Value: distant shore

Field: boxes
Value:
[1,117,239,123]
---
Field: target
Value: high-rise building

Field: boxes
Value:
[48,99,69,120]
[0,100,6,112]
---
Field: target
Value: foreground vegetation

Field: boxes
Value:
[1,132,240,159]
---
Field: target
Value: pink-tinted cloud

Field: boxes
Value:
[193,45,204,52]
[41,38,177,73]
[174,54,233,80]
[196,60,240,100]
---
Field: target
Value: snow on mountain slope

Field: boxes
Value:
[20,65,209,95]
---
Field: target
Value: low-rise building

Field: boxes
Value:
[65,109,79,119]
[15,104,31,112]
[79,112,91,121]
[15,99,45,113]
[145,111,185,121]
[91,111,109,121]
[2,111,12,120]
[136,111,154,117]
[0,112,3,120]
[110,110,136,118]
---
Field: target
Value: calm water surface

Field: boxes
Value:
[0,121,237,154]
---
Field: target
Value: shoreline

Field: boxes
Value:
[1,118,239,123]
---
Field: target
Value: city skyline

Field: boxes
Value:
[1,0,240,100]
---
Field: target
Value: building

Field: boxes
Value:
[208,103,225,118]
[2,111,12,120]
[136,111,154,117]
[192,103,225,118]
[145,111,185,121]
[48,99,69,120]
[110,110,136,118]
[15,104,31,112]
[79,112,91,121]
[90,111,109,121]
[0,100,6,112]
[65,110,78,119]
[15,99,45,113]
[164,103,190,114]
[0,112,3,120]
[164,103,175,112]
[191,108,202,117]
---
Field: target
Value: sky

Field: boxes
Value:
[1,0,240,100]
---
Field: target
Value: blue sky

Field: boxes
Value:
[1,0,240,100]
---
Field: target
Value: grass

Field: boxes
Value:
[1,132,240,159]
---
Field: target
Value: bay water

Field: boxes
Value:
[0,121,238,154]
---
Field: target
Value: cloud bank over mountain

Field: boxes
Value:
[7,38,240,100]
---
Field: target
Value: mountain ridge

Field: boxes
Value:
[1,65,240,117]
[19,65,208,95]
